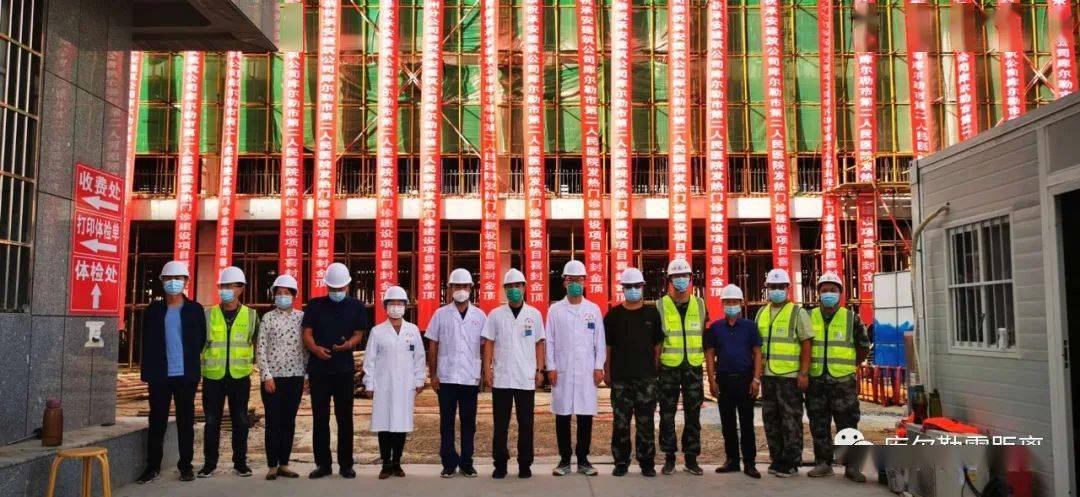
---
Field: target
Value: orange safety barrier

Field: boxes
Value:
[857,365,907,407]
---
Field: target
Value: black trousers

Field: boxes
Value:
[555,414,593,464]
[436,383,479,471]
[378,432,407,466]
[491,388,535,470]
[310,372,355,469]
[716,372,757,466]
[202,376,251,467]
[260,376,305,467]
[146,378,198,472]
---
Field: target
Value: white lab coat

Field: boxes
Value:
[545,298,606,416]
[425,303,487,386]
[481,303,545,390]
[363,320,427,432]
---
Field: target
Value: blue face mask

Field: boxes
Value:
[623,287,643,302]
[218,289,236,303]
[768,289,788,304]
[163,279,185,296]
[566,282,584,297]
[672,277,691,292]
[328,291,346,303]
[820,292,841,308]
[275,294,294,309]
[724,305,741,318]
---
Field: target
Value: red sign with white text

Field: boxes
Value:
[478,0,500,311]
[668,0,691,265]
[312,0,341,297]
[905,0,936,158]
[856,193,877,324]
[174,52,203,297]
[854,50,876,183]
[523,0,547,314]
[609,0,633,304]
[819,3,842,280]
[417,0,444,328]
[704,0,728,319]
[71,163,126,315]
[214,52,243,289]
[578,0,606,309]
[118,51,142,326]
[998,0,1026,120]
[1050,0,1077,98]
[280,50,305,305]
[954,0,979,142]
[761,0,792,276]
[375,0,401,322]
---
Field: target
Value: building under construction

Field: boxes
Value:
[121,0,1079,367]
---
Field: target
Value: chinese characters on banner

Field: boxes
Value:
[905,0,936,158]
[523,0,548,314]
[280,50,305,306]
[214,52,243,295]
[478,0,500,311]
[312,0,341,297]
[609,0,633,304]
[856,193,877,324]
[417,0,444,328]
[118,51,142,326]
[578,0,606,309]
[854,51,876,183]
[953,0,979,141]
[818,2,843,281]
[70,164,126,315]
[998,0,1026,120]
[174,51,203,297]
[704,0,728,319]
[375,0,401,321]
[761,0,792,277]
[667,0,691,264]
[1049,0,1077,98]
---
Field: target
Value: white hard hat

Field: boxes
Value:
[817,271,844,290]
[218,266,247,285]
[448,268,474,285]
[667,258,692,276]
[562,260,587,277]
[721,284,744,300]
[620,267,645,285]
[271,274,298,291]
[765,269,791,285]
[160,260,189,279]
[323,262,352,288]
[383,285,408,302]
[503,268,526,285]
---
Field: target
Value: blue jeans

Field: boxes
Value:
[437,383,480,470]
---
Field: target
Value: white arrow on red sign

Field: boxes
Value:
[82,196,120,213]
[80,239,118,254]
[91,284,102,309]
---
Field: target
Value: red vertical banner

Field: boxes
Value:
[761,0,791,276]
[375,0,401,322]
[667,0,691,264]
[478,0,501,312]
[997,0,1026,120]
[905,0,936,158]
[119,51,142,326]
[953,0,979,141]
[417,0,444,329]
[704,0,727,319]
[578,0,606,309]
[214,52,243,296]
[609,0,633,304]
[856,193,877,325]
[854,54,876,183]
[174,51,203,297]
[1049,0,1078,98]
[523,0,547,314]
[818,3,843,281]
[312,0,341,297]
[280,50,305,306]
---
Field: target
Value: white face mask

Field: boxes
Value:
[387,304,406,320]
[452,289,471,303]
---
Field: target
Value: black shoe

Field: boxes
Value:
[744,466,762,479]
[440,467,456,478]
[234,463,253,477]
[393,464,406,478]
[277,466,300,479]
[662,454,676,475]
[613,465,628,477]
[641,465,657,477]
[379,466,392,480]
[684,457,703,476]
[309,466,333,479]
[136,468,160,484]
[492,467,508,479]
[518,467,532,479]
[179,468,195,482]
[460,465,478,478]
[340,467,356,479]
[197,465,215,479]
[716,461,740,473]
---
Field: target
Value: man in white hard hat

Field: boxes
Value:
[805,272,871,481]
[302,262,369,479]
[257,274,306,480]
[545,260,606,477]
[426,268,487,478]
[603,267,663,477]
[199,266,259,479]
[755,268,813,478]
[656,258,706,475]
[137,261,206,484]
[703,284,762,479]
[481,268,546,479]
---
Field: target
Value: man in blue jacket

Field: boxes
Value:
[136,261,207,484]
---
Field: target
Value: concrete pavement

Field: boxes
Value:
[116,463,896,497]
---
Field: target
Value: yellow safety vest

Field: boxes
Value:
[756,302,802,376]
[657,295,705,368]
[201,306,256,380]
[809,307,857,378]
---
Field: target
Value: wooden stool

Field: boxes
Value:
[45,447,111,497]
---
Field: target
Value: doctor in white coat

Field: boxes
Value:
[545,260,606,477]
[363,286,426,480]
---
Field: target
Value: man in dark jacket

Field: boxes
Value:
[136,260,206,484]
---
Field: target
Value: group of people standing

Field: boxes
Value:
[136,256,869,485]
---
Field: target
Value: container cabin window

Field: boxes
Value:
[947,216,1015,351]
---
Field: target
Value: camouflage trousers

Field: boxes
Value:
[610,378,658,467]
[806,375,862,466]
[658,365,704,458]
[761,376,804,469]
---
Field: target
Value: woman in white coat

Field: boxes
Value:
[545,260,606,477]
[363,286,427,479]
